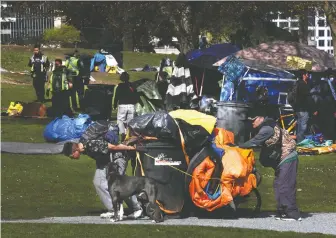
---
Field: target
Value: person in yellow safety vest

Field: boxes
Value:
[65,50,84,110]
[46,59,73,117]
[28,44,50,102]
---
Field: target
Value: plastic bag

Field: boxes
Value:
[44,114,92,142]
[128,111,178,140]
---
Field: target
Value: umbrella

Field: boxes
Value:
[187,43,240,69]
[213,41,335,71]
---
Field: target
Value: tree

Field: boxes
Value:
[322,1,336,63]
[43,24,80,47]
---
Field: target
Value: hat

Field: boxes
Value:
[247,106,268,121]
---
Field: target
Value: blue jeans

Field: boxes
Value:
[296,111,309,143]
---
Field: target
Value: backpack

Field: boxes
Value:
[259,127,283,168]
[287,81,298,106]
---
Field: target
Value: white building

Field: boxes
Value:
[272,10,334,55]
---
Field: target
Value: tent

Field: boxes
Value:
[214,40,335,71]
[186,44,240,98]
[218,57,296,105]
[90,50,121,73]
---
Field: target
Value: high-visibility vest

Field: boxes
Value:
[30,55,48,73]
[49,69,69,93]
[65,57,79,76]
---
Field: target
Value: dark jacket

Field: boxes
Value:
[295,79,315,113]
[79,121,120,169]
[114,82,139,105]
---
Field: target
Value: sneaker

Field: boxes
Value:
[280,213,302,221]
[100,211,114,219]
[275,211,283,220]
[127,208,143,219]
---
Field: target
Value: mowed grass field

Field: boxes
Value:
[1,45,336,237]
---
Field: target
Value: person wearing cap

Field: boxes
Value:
[63,120,143,220]
[239,108,301,221]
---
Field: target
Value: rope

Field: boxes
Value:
[143,152,224,183]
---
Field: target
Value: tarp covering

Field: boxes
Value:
[43,114,93,142]
[169,109,216,134]
[1,142,65,154]
[187,128,257,212]
[214,40,335,71]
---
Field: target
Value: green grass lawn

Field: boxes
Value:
[2,224,333,238]
[1,45,177,72]
[1,48,336,237]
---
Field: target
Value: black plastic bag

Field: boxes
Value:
[174,118,211,158]
[128,111,179,140]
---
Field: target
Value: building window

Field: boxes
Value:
[279,22,288,28]
[319,40,325,47]
[319,30,325,37]
[328,40,333,46]
[327,30,331,37]
[331,50,334,55]
[318,19,325,27]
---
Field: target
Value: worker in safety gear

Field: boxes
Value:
[28,44,50,102]
[65,50,84,110]
[46,59,73,117]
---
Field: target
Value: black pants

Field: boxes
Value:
[273,158,300,217]
[70,76,85,110]
[51,91,72,117]
[32,74,46,102]
[317,108,336,141]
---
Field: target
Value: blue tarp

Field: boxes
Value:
[90,53,106,72]
[44,114,93,142]
[218,58,296,105]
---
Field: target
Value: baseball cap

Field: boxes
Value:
[247,106,268,121]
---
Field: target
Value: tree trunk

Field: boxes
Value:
[122,27,134,52]
[323,1,336,64]
[298,7,309,45]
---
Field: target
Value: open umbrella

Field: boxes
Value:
[213,41,335,71]
[186,43,240,96]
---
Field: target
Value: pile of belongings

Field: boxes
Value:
[43,114,93,142]
[4,101,47,118]
[126,109,258,214]
[297,133,336,155]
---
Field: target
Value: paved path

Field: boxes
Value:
[2,212,336,236]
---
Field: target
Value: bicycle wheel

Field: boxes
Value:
[234,188,262,218]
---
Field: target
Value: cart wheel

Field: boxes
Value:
[234,188,262,218]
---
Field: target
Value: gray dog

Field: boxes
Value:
[106,162,164,223]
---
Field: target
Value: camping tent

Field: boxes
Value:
[213,41,335,71]
[218,57,296,105]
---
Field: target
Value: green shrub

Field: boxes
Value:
[43,25,81,46]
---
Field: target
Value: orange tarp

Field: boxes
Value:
[189,128,257,211]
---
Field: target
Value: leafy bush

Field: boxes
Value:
[43,25,81,46]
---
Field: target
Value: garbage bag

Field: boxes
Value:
[128,111,178,140]
[174,118,211,158]
[44,114,93,142]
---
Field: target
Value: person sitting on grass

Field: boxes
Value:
[62,120,143,220]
